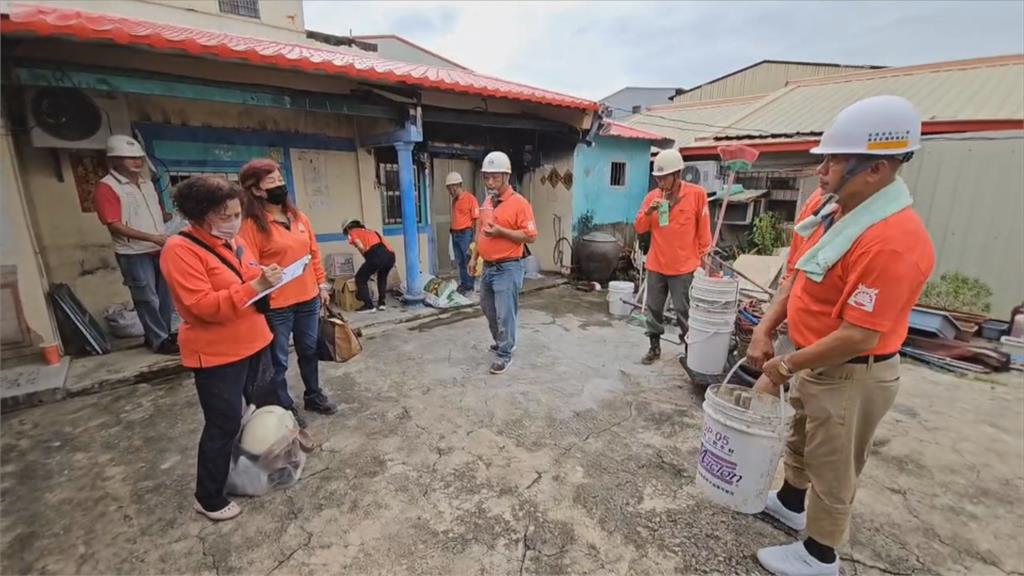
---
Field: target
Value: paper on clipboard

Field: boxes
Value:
[246,255,312,307]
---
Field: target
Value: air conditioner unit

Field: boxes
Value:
[25,88,131,149]
[717,199,764,225]
[681,160,723,194]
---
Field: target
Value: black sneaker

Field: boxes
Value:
[288,407,308,429]
[155,338,180,355]
[377,303,387,311]
[489,358,512,374]
[356,304,376,313]
[305,395,338,415]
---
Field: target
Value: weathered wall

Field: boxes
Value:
[902,131,1024,317]
[0,113,58,350]
[572,136,651,231]
[12,87,429,325]
[526,148,575,272]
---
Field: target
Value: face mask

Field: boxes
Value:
[264,185,289,206]
[210,217,242,241]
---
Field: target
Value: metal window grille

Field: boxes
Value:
[610,161,627,187]
[218,0,260,19]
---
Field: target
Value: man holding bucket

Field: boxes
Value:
[634,148,712,365]
[746,95,935,576]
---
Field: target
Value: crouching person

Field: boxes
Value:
[160,176,283,521]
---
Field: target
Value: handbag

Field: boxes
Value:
[317,307,362,362]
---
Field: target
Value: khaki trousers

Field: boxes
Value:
[785,355,901,547]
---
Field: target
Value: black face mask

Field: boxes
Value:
[264,185,289,206]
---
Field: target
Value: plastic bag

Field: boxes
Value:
[423,277,472,309]
[225,404,316,497]
[104,302,144,339]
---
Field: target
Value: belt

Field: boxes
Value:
[483,257,523,267]
[794,348,898,365]
[846,352,897,364]
[450,228,472,233]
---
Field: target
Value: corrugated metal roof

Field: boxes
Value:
[720,55,1024,139]
[619,95,764,147]
[599,120,670,142]
[0,3,599,111]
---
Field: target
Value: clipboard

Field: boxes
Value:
[246,255,312,307]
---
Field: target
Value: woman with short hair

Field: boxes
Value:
[160,176,283,521]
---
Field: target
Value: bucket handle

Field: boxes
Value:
[723,358,788,420]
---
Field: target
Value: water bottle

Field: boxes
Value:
[657,199,670,226]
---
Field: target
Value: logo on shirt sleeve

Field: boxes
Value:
[848,284,879,313]
[526,220,536,232]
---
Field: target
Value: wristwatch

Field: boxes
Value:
[778,356,795,379]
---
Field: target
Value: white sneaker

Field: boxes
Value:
[757,540,839,576]
[764,490,807,531]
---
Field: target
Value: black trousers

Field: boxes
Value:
[192,347,269,511]
[355,244,396,307]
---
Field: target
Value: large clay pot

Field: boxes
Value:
[576,232,621,284]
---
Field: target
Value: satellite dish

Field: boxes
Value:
[682,165,702,184]
[30,88,103,142]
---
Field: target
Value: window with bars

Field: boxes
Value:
[610,161,627,188]
[218,0,260,19]
[378,163,426,226]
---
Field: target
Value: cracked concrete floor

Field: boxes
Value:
[1,287,1022,575]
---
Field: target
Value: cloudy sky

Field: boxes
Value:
[303,1,1024,102]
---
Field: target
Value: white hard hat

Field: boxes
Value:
[481,151,512,174]
[445,171,463,186]
[239,405,298,455]
[651,148,684,176]
[105,135,146,158]
[810,95,922,156]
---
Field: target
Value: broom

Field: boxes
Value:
[709,145,761,263]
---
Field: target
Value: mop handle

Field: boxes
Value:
[710,170,738,250]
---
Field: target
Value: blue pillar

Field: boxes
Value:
[395,141,423,305]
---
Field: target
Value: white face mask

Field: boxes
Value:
[210,217,242,241]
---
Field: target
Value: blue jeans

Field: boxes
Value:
[451,229,474,291]
[265,295,324,409]
[480,259,525,361]
[115,252,173,350]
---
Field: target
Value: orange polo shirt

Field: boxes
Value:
[160,226,273,369]
[347,228,393,254]
[451,190,480,231]
[787,207,935,355]
[476,186,537,262]
[237,210,325,309]
[634,182,711,276]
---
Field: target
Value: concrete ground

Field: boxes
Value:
[1,287,1021,575]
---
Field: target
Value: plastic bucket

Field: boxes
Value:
[685,308,735,374]
[697,361,794,514]
[690,273,739,312]
[607,281,635,317]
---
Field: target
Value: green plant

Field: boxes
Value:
[749,211,784,256]
[575,210,596,238]
[919,271,993,314]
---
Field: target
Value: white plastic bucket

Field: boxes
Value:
[685,308,735,374]
[690,272,740,312]
[697,361,794,514]
[607,281,635,317]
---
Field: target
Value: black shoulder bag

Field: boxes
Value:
[179,231,271,313]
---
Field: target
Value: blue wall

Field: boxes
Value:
[572,135,652,234]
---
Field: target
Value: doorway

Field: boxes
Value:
[430,157,476,275]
